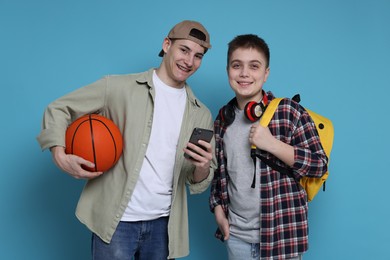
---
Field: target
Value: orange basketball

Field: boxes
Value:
[65,114,123,172]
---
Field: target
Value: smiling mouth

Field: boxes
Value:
[237,81,252,86]
[178,64,191,73]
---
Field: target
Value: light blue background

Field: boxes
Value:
[1,0,389,259]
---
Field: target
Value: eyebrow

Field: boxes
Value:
[230,59,262,64]
[178,44,204,56]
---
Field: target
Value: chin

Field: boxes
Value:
[175,72,192,82]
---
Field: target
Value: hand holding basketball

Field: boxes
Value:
[51,146,103,179]
[65,114,123,173]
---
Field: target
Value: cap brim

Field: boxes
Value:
[158,49,164,57]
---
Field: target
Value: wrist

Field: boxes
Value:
[193,166,210,183]
[51,146,66,159]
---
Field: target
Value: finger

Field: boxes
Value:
[188,147,212,162]
[184,150,205,163]
[69,159,101,178]
[75,156,95,168]
[185,143,205,158]
[187,141,207,152]
[77,169,103,180]
[222,223,230,240]
[197,140,211,150]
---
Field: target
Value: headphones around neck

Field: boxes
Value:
[219,91,269,127]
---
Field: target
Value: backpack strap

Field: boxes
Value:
[250,98,284,188]
[257,98,296,179]
[259,98,283,127]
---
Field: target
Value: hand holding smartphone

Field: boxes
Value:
[184,127,213,159]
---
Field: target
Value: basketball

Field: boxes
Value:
[65,114,123,172]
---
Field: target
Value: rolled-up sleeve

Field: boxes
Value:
[36,78,107,151]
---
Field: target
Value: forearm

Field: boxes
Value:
[265,138,295,167]
[192,164,210,183]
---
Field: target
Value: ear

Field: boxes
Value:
[162,37,171,56]
[264,67,270,82]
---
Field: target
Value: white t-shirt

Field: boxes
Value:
[121,70,187,221]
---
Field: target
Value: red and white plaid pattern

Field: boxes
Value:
[210,91,328,259]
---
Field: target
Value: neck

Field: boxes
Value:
[155,66,184,89]
[237,91,265,110]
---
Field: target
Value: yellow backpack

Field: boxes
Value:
[259,95,334,202]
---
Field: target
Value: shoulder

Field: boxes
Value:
[98,69,153,90]
[269,96,313,128]
[273,96,306,115]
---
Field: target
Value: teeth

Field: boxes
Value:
[178,65,190,72]
[238,82,251,85]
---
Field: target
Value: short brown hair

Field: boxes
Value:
[227,34,270,68]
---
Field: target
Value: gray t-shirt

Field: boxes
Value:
[224,108,261,243]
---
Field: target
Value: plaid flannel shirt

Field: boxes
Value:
[209,91,328,259]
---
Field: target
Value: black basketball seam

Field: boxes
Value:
[93,117,118,165]
[71,118,91,155]
[88,115,98,172]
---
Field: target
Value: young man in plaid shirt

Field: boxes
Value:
[209,34,328,260]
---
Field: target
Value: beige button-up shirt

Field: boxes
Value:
[37,68,216,258]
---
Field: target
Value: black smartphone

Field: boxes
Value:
[184,127,214,159]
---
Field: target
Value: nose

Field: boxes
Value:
[239,66,249,77]
[184,54,194,67]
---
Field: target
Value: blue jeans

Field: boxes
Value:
[226,234,302,260]
[91,217,170,260]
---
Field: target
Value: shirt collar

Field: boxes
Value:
[136,68,201,108]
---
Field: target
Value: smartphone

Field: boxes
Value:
[184,127,214,159]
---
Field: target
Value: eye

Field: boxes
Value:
[230,63,240,69]
[250,63,260,69]
[195,54,204,60]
